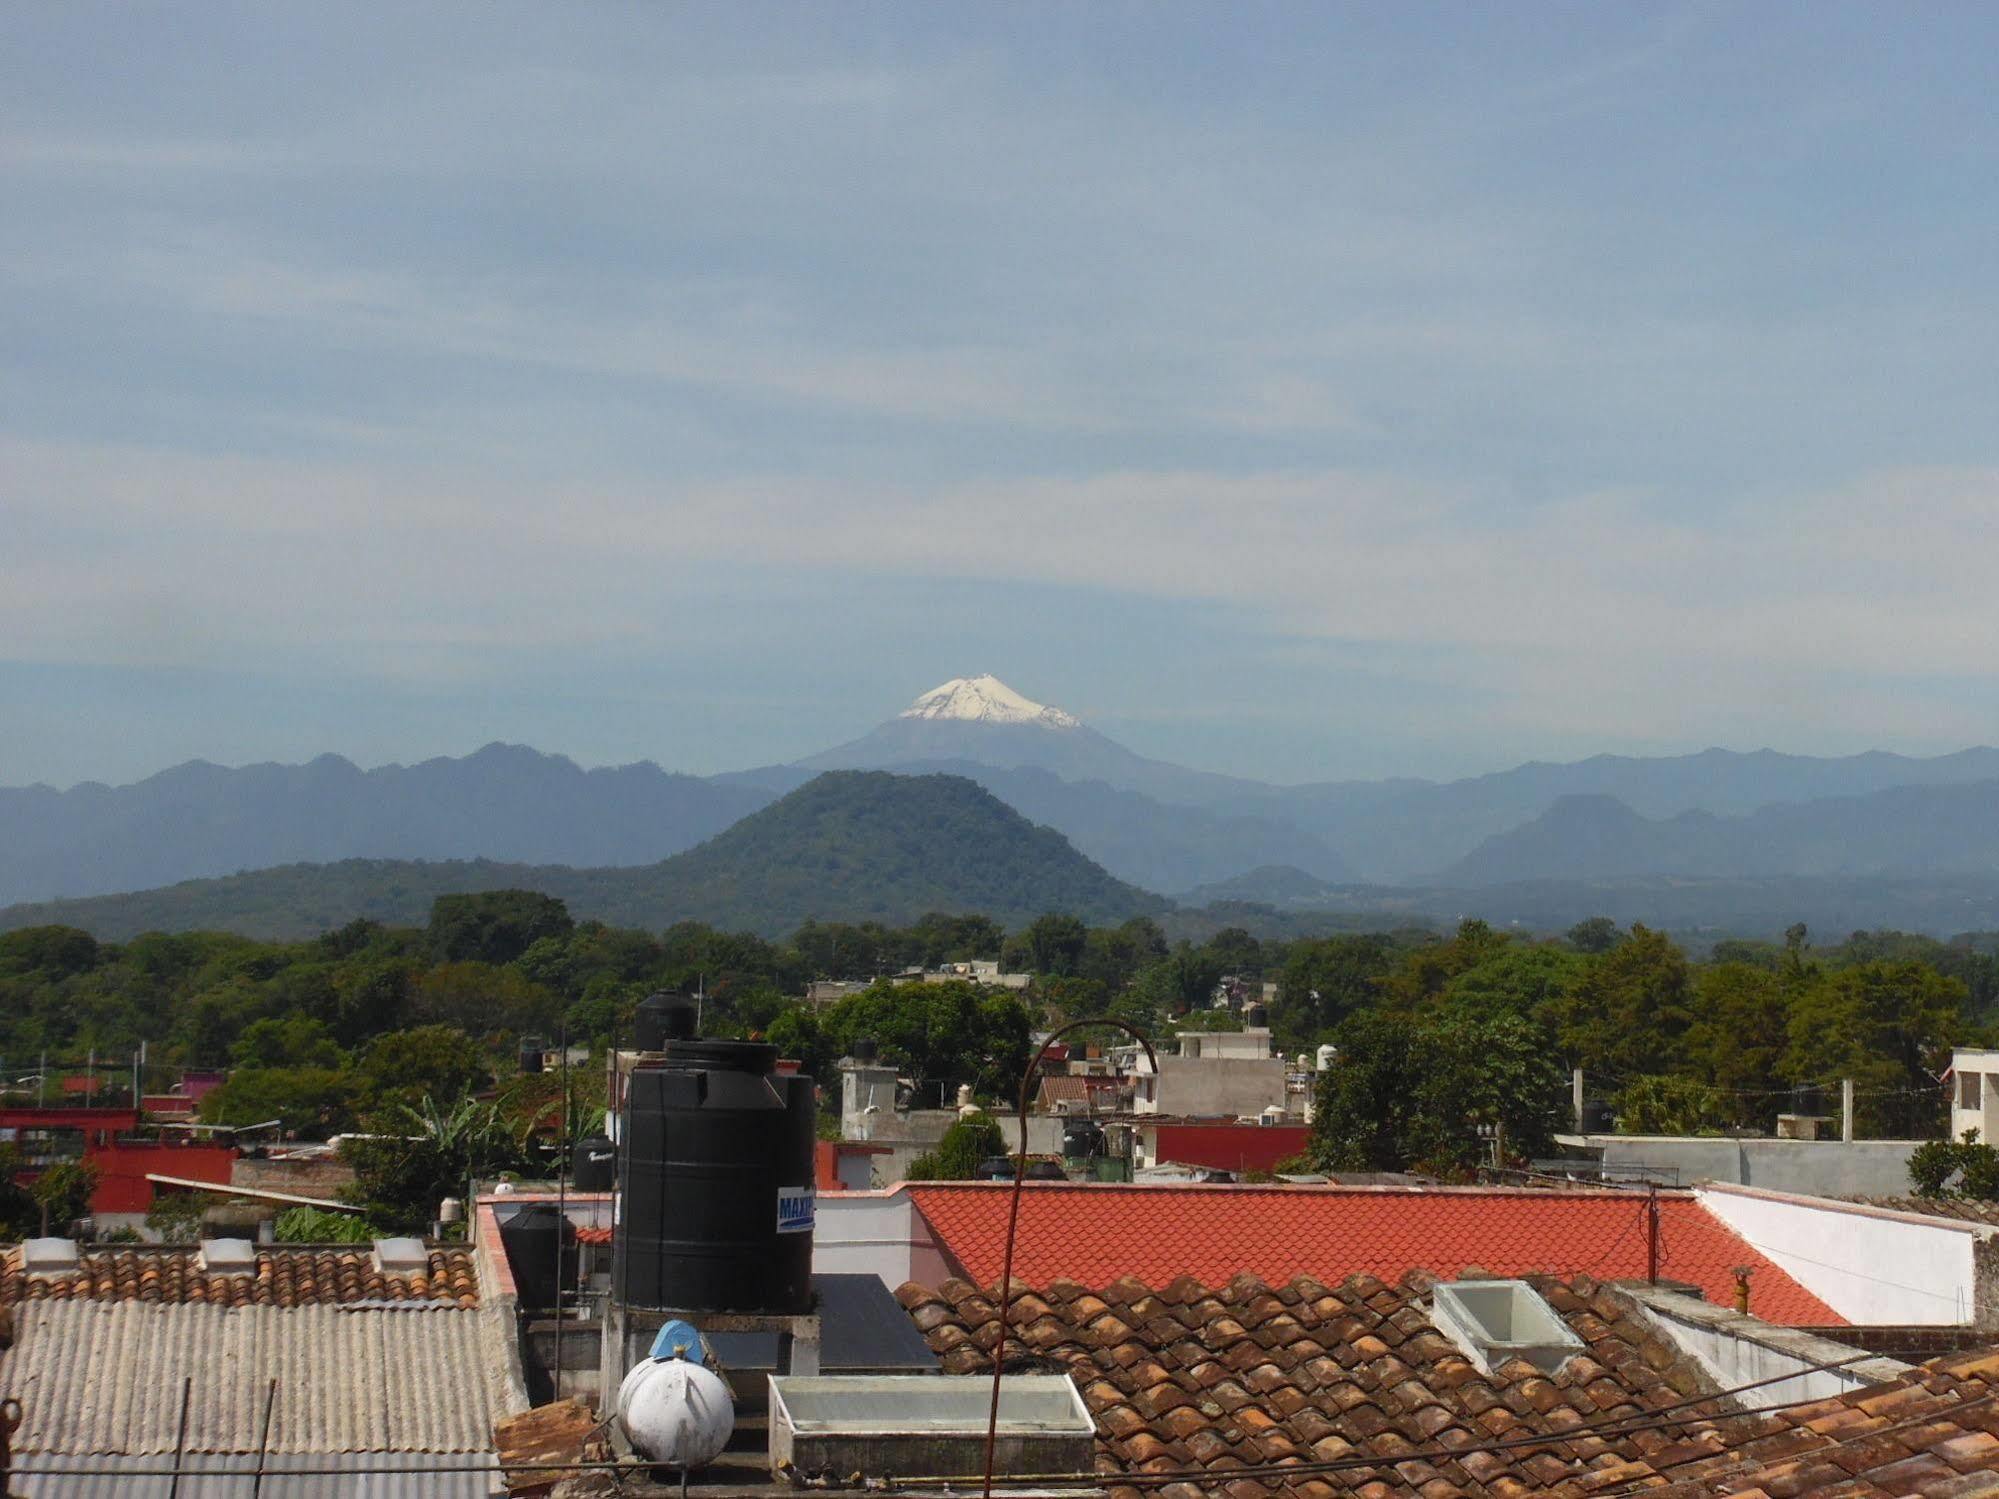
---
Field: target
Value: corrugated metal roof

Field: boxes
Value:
[8,1450,499,1498]
[2,1300,521,1455]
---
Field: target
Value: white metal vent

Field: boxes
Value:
[22,1237,80,1276]
[372,1236,430,1276]
[198,1238,258,1276]
[1430,1279,1585,1376]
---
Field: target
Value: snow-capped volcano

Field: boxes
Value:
[899,675,1082,730]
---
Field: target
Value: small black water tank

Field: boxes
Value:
[635,993,697,1052]
[498,1203,575,1311]
[851,1037,878,1063]
[1245,1004,1269,1029]
[1793,1083,1828,1117]
[1062,1120,1105,1158]
[519,1036,546,1075]
[616,1036,816,1313]
[975,1155,1017,1180]
[572,1134,616,1191]
[1023,1159,1068,1181]
[1581,1100,1616,1133]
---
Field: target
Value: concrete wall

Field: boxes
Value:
[1571,1134,1923,1198]
[810,1192,954,1289]
[1614,1283,1910,1405]
[1697,1184,1992,1325]
[1138,1057,1288,1119]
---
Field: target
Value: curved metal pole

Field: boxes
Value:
[983,1017,1158,1499]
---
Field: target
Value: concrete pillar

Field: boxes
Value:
[1843,1078,1855,1143]
[1572,1068,1585,1131]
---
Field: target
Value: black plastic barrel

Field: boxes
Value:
[572,1134,616,1191]
[975,1156,1017,1180]
[1023,1159,1068,1181]
[615,1037,816,1313]
[1062,1120,1105,1159]
[519,1036,546,1075]
[1245,1004,1269,1029]
[498,1203,573,1311]
[851,1037,878,1063]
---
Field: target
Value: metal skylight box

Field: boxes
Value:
[1430,1279,1585,1376]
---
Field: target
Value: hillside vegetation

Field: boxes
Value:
[0,771,1167,940]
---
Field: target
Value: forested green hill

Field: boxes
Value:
[0,771,1168,940]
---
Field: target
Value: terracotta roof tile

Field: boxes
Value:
[901,1183,1841,1325]
[0,1244,477,1307]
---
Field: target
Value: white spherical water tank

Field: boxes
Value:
[618,1352,735,1468]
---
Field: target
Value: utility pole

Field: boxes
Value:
[1572,1067,1585,1131]
[1646,1184,1660,1284]
[1842,1078,1855,1143]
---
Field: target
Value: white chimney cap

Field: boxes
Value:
[198,1238,258,1276]
[22,1237,81,1276]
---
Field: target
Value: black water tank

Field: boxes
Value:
[1246,1004,1269,1029]
[499,1203,574,1311]
[1062,1120,1105,1158]
[975,1156,1017,1180]
[1793,1083,1827,1117]
[1581,1100,1616,1132]
[572,1134,616,1191]
[635,993,697,1051]
[851,1037,878,1063]
[519,1036,546,1075]
[1023,1159,1068,1181]
[616,1036,817,1313]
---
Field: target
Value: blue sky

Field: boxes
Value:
[4,3,1997,787]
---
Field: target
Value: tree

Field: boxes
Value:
[231,1015,344,1070]
[28,1159,98,1236]
[355,1025,492,1109]
[906,1112,1006,1181]
[1276,935,1398,1048]
[811,981,1031,1102]
[1566,917,1624,955]
[1783,961,1965,1137]
[1547,925,1693,1076]
[341,1095,539,1233]
[199,1066,357,1137]
[428,890,575,966]
[1307,1008,1565,1177]
[1611,1075,1727,1135]
[1011,914,1090,978]
[1682,964,1791,1129]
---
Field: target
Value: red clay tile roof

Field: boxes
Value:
[898,1271,1999,1497]
[0,1244,478,1307]
[901,1183,1842,1326]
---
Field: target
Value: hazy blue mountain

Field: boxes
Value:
[0,743,774,905]
[0,771,1167,941]
[1234,747,1999,881]
[1440,780,1999,885]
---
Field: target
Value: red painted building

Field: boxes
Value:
[0,1104,237,1215]
[1148,1121,1311,1175]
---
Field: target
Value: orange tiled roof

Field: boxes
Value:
[901,1183,1842,1325]
[899,1271,1999,1497]
[0,1244,478,1307]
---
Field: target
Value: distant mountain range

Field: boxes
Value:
[6,670,1999,939]
[1440,780,1999,885]
[0,771,1167,941]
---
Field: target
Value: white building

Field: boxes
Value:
[1131,1023,1291,1120]
[1950,1046,1999,1143]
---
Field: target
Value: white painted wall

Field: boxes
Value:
[1619,1285,1909,1404]
[1697,1184,1987,1325]
[1950,1047,1999,1145]
[810,1192,953,1291]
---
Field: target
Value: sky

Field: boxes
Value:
[4,3,1998,789]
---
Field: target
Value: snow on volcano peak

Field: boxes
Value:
[899,675,1082,729]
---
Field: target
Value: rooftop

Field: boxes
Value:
[897,1269,1999,1496]
[899,1183,1842,1325]
[0,1243,479,1307]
